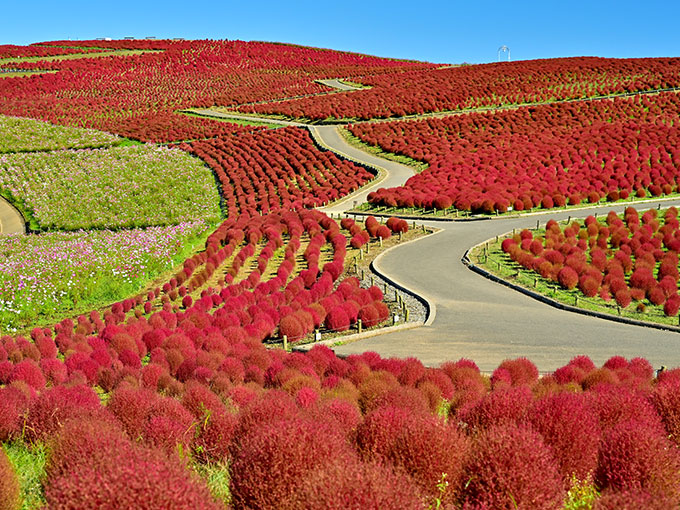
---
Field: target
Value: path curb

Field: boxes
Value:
[292,321,425,352]
[369,228,443,326]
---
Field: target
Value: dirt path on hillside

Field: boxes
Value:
[0,196,25,235]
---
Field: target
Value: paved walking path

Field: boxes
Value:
[186,109,307,127]
[0,196,25,235]
[315,79,363,91]
[312,125,416,214]
[332,203,680,372]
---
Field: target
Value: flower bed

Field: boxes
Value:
[0,145,221,230]
[0,222,211,333]
[0,115,120,153]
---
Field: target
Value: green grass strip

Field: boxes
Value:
[4,442,47,510]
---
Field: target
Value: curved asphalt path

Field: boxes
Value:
[0,196,25,235]
[307,132,680,372]
[331,203,680,372]
[315,79,363,91]
[312,125,416,214]
[187,108,680,373]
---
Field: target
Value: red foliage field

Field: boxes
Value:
[178,127,375,216]
[0,44,104,59]
[238,56,680,121]
[0,39,433,142]
[2,40,680,509]
[354,91,680,213]
[502,208,680,315]
[2,329,680,509]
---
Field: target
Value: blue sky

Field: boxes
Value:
[4,0,679,64]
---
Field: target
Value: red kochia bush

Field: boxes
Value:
[651,377,680,445]
[0,386,30,442]
[494,357,539,386]
[557,266,579,290]
[325,306,350,332]
[193,410,238,464]
[229,416,356,510]
[286,456,424,510]
[459,385,534,431]
[595,419,680,502]
[9,359,45,389]
[528,392,601,483]
[460,423,565,510]
[107,386,159,439]
[44,418,130,479]
[24,385,105,442]
[594,489,677,510]
[355,406,470,503]
[0,447,20,510]
[44,422,222,510]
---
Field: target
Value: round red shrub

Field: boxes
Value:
[651,377,680,446]
[461,423,565,510]
[45,430,222,510]
[528,392,600,483]
[229,416,356,510]
[593,384,665,434]
[25,385,104,442]
[278,314,305,341]
[0,386,30,442]
[107,386,159,439]
[193,410,238,464]
[495,357,539,386]
[9,359,45,390]
[287,457,424,510]
[356,406,469,503]
[664,295,680,316]
[459,385,533,432]
[595,419,680,501]
[325,306,350,332]
[594,489,676,510]
[376,225,391,239]
[557,266,579,290]
[0,447,19,510]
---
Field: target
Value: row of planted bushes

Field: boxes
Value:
[238,56,680,121]
[177,127,375,217]
[355,91,680,214]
